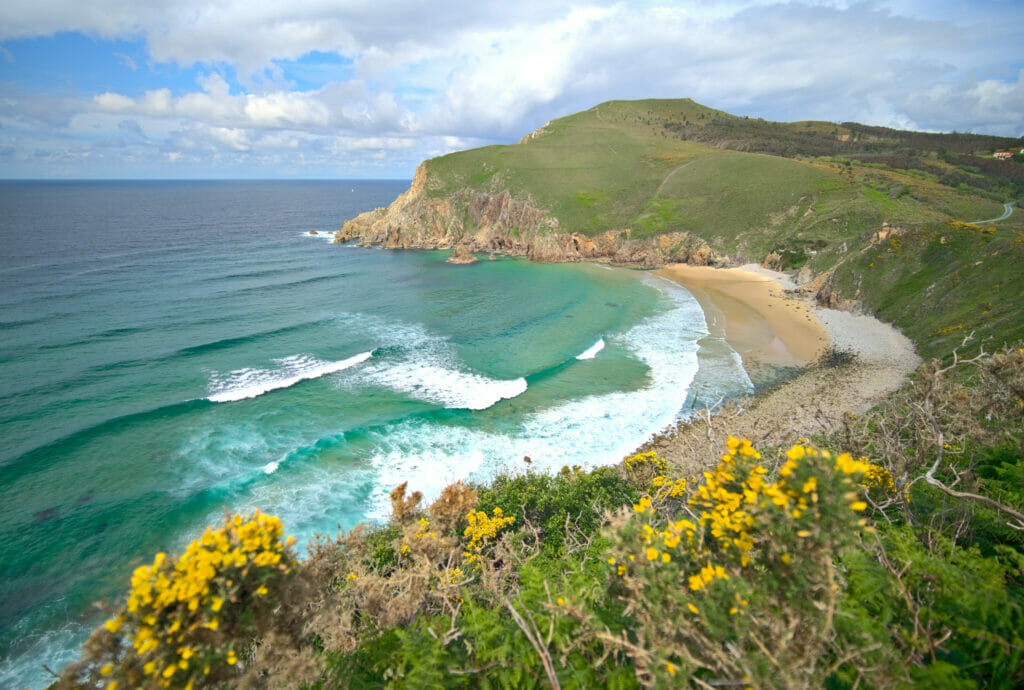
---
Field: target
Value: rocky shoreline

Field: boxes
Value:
[334,163,717,268]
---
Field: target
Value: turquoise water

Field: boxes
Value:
[0,181,750,687]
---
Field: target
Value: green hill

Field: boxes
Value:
[339,98,1020,272]
[337,98,1023,353]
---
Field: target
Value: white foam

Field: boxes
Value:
[330,312,528,410]
[299,231,336,241]
[360,360,527,410]
[207,351,372,403]
[575,338,605,360]
[354,279,721,518]
[262,460,281,474]
[0,619,87,690]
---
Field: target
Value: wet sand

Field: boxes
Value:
[656,263,828,368]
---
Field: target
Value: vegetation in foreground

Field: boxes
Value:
[58,343,1024,689]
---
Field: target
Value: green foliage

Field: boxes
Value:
[843,524,1024,689]
[366,523,402,573]
[475,464,639,556]
[416,99,1014,264]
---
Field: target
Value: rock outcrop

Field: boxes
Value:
[446,246,478,264]
[334,163,717,268]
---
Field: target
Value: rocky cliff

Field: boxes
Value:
[334,163,716,268]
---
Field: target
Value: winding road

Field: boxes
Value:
[968,200,1018,224]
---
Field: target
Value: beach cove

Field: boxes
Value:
[646,261,920,472]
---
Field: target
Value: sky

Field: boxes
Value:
[1,0,1022,179]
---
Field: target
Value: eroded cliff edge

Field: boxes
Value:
[334,163,716,268]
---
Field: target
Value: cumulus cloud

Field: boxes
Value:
[1,0,1021,177]
[0,0,586,75]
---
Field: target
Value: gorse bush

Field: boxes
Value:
[475,463,640,557]
[58,511,298,689]
[568,438,896,688]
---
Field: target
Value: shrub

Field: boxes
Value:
[818,345,857,368]
[475,464,639,557]
[567,438,895,687]
[57,511,298,689]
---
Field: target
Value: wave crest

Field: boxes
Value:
[576,338,605,360]
[207,351,372,403]
[359,361,527,410]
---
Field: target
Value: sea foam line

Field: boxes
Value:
[359,361,527,410]
[576,338,605,360]
[330,312,529,410]
[207,351,372,403]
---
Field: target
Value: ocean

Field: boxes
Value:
[0,180,751,687]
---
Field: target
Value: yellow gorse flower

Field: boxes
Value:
[106,510,295,684]
[614,437,879,629]
[462,507,515,565]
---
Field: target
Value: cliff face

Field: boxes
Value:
[334,163,715,268]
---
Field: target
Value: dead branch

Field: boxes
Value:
[505,598,561,690]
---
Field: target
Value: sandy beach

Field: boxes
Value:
[656,263,827,368]
[646,262,921,473]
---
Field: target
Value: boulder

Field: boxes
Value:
[447,245,478,265]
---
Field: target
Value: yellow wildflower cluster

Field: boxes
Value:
[947,220,996,235]
[624,450,668,486]
[428,566,468,601]
[400,516,438,555]
[606,438,884,685]
[104,510,295,687]
[688,437,768,567]
[631,516,699,567]
[615,438,878,593]
[625,450,667,475]
[861,463,896,494]
[651,474,688,498]
[443,566,466,585]
[688,563,729,592]
[462,507,515,565]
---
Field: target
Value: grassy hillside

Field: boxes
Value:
[835,215,1024,360]
[422,98,1017,267]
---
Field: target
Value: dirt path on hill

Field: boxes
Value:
[653,159,698,199]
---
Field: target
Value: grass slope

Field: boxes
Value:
[835,215,1024,359]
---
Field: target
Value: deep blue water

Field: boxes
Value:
[0,180,750,687]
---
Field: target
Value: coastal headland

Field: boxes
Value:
[329,97,1024,466]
